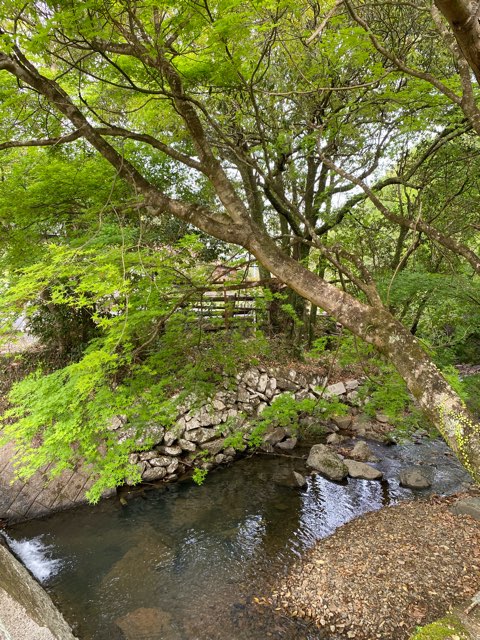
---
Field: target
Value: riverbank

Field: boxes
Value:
[269,493,480,639]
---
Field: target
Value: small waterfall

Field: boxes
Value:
[2,533,63,583]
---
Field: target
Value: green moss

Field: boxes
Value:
[409,615,471,640]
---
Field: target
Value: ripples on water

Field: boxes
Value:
[6,440,472,640]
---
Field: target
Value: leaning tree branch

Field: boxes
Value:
[94,126,202,171]
[0,48,241,246]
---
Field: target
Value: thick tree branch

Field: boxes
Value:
[435,0,480,86]
[0,49,238,244]
[0,130,83,150]
[94,126,202,171]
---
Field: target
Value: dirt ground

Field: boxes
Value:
[268,495,480,639]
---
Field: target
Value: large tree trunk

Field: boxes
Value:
[246,226,480,481]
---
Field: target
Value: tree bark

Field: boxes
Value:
[245,225,480,479]
[435,0,480,87]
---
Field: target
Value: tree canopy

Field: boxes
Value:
[0,0,480,496]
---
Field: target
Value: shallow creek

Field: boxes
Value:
[5,439,472,640]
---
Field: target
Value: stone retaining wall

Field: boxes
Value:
[0,366,362,524]
[110,367,362,486]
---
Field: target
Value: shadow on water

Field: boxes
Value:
[6,438,472,640]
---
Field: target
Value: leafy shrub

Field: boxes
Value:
[247,392,348,447]
[192,468,208,486]
[0,234,271,502]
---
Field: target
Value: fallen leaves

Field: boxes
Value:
[271,497,480,640]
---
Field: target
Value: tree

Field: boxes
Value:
[0,0,479,481]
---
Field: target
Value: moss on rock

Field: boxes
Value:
[409,615,471,640]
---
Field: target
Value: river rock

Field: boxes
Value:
[117,423,165,446]
[351,440,379,462]
[161,445,183,456]
[135,461,147,477]
[139,451,158,461]
[184,428,217,444]
[256,402,268,415]
[212,397,226,411]
[399,466,433,489]
[201,438,225,456]
[326,433,346,445]
[292,471,307,488]
[264,427,287,446]
[306,444,348,481]
[185,416,201,431]
[257,372,269,394]
[107,414,127,431]
[275,436,298,451]
[276,377,298,391]
[197,406,215,427]
[346,390,359,404]
[178,438,197,452]
[150,456,171,467]
[143,424,166,444]
[273,469,308,488]
[264,378,277,399]
[325,382,346,396]
[332,415,352,430]
[163,430,177,447]
[142,466,167,481]
[237,386,250,403]
[450,497,480,521]
[344,459,383,480]
[259,442,275,453]
[345,379,359,391]
[115,607,181,640]
[166,459,179,474]
[243,368,260,389]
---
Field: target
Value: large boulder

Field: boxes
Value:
[306,444,348,481]
[399,465,433,489]
[344,459,383,480]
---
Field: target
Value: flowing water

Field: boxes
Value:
[5,439,472,640]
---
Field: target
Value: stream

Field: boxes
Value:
[5,438,473,640]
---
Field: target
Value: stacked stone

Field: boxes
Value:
[106,367,362,485]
